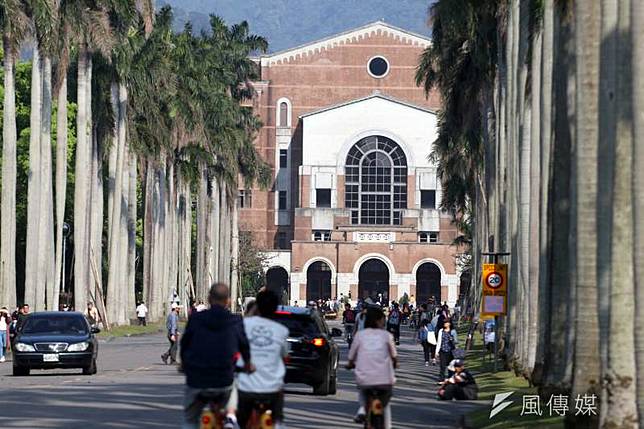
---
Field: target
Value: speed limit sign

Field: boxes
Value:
[485,271,504,289]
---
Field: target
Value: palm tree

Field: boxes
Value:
[603,2,638,425]
[632,0,644,420]
[0,0,28,308]
[24,0,56,311]
[572,0,601,412]
[70,0,111,312]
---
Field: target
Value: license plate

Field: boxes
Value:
[43,354,59,362]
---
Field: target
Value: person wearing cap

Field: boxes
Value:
[162,303,180,364]
[437,359,478,400]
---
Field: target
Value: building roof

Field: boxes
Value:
[299,91,436,119]
[259,21,431,66]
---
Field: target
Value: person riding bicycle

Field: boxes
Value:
[347,306,398,428]
[180,283,253,429]
[236,290,289,429]
[342,302,356,342]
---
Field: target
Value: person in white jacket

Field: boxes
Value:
[136,301,148,326]
[435,319,458,380]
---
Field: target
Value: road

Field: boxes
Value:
[0,321,481,428]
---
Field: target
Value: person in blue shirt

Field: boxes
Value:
[162,303,180,365]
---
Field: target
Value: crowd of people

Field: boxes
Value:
[340,297,478,406]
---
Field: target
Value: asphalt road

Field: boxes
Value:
[0,321,481,428]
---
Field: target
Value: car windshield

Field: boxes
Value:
[22,316,88,335]
[274,314,320,338]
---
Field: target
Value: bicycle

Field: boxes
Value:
[244,396,277,429]
[346,364,392,429]
[360,387,392,429]
[198,390,232,429]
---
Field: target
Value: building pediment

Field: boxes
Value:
[259,21,431,67]
[299,92,436,119]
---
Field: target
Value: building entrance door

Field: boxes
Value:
[306,261,332,303]
[416,262,441,307]
[266,267,289,305]
[358,259,390,305]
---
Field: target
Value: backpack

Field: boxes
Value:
[344,310,356,324]
[388,309,400,325]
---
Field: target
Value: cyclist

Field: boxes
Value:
[180,283,253,429]
[236,290,289,429]
[347,306,398,428]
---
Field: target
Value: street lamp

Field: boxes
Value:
[61,223,71,301]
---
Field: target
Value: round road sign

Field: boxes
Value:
[485,271,504,289]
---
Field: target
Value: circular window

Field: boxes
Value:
[367,56,389,78]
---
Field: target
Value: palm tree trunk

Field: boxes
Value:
[118,143,130,325]
[1,37,18,307]
[603,2,637,426]
[177,177,191,312]
[631,0,644,420]
[25,46,42,310]
[209,175,220,286]
[572,0,601,413]
[230,197,239,312]
[552,3,577,394]
[39,56,55,310]
[107,82,127,325]
[53,74,68,312]
[527,24,542,377]
[143,158,154,318]
[195,167,206,299]
[596,1,618,422]
[74,46,90,311]
[218,180,227,283]
[126,153,137,320]
[535,0,554,389]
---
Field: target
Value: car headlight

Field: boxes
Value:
[67,342,90,352]
[14,342,35,352]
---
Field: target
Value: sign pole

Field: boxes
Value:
[481,251,509,373]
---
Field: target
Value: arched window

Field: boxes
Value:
[345,136,407,225]
[278,101,289,127]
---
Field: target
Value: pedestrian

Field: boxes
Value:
[236,290,289,429]
[347,306,397,428]
[136,301,148,326]
[434,308,447,340]
[84,302,100,327]
[161,303,180,365]
[416,319,431,366]
[0,307,11,362]
[435,319,458,380]
[15,304,29,333]
[437,359,478,400]
[342,302,356,343]
[386,302,401,345]
[195,301,207,312]
[427,312,438,365]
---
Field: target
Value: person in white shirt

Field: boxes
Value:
[236,290,289,428]
[136,301,148,326]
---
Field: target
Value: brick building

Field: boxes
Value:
[241,21,462,306]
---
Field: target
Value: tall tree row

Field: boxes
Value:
[418,0,642,425]
[1,2,269,327]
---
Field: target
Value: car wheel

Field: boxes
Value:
[313,367,331,395]
[13,365,29,376]
[82,358,97,375]
[328,371,337,395]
